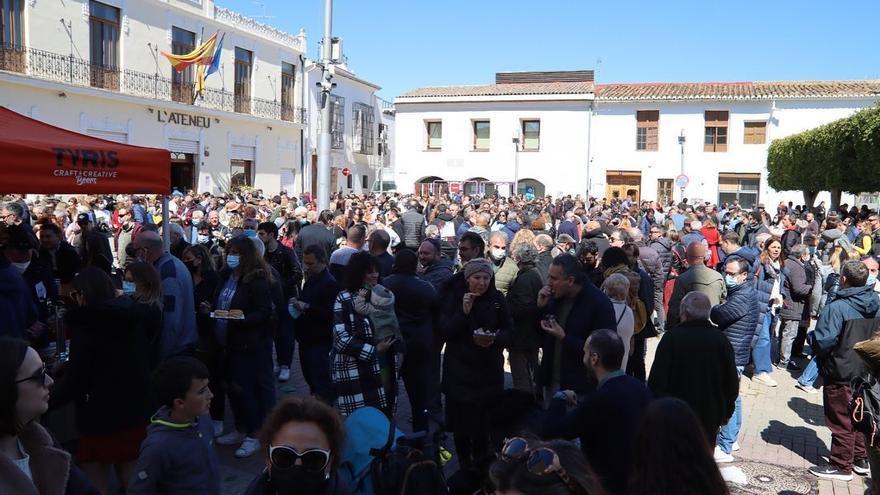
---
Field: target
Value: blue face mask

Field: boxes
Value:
[724,274,741,288]
[288,302,302,319]
[197,234,210,243]
[122,280,137,296]
[244,229,257,238]
[227,255,240,269]
[808,246,817,256]
[869,275,878,287]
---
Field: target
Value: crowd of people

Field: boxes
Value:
[2,189,880,494]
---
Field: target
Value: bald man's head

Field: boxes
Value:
[686,241,706,265]
[680,292,711,322]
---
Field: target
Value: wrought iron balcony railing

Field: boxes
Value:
[1,46,307,125]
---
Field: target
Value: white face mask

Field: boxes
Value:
[490,248,506,260]
[11,260,30,274]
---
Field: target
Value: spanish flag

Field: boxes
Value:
[162,31,224,95]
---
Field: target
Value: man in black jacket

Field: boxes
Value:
[258,221,303,382]
[649,292,739,445]
[294,210,336,264]
[710,257,759,463]
[542,329,652,495]
[290,244,338,404]
[76,213,113,274]
[537,254,616,401]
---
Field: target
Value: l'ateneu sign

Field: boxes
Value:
[157,110,212,128]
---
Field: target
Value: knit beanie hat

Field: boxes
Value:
[463,258,494,279]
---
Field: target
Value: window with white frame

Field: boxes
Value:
[352,102,375,154]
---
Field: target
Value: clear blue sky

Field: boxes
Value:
[220,0,880,100]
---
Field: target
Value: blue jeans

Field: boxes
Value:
[752,313,773,374]
[798,357,820,387]
[226,342,273,435]
[717,366,744,454]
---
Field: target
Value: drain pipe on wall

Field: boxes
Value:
[585,99,594,197]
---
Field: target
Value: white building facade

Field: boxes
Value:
[302,62,392,196]
[394,72,880,207]
[0,0,308,195]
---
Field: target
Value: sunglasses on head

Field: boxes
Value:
[269,445,331,473]
[500,437,587,495]
[16,366,51,386]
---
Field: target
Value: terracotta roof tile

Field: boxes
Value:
[396,81,594,99]
[595,80,880,101]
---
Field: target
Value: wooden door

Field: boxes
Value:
[605,172,641,203]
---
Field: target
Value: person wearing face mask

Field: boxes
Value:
[3,225,57,350]
[244,397,347,495]
[200,236,275,458]
[123,262,164,370]
[488,231,517,295]
[862,256,880,295]
[133,231,198,360]
[709,258,759,463]
[778,244,814,371]
[49,267,153,493]
[0,337,100,495]
[182,244,225,437]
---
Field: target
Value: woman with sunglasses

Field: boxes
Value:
[490,437,604,495]
[0,337,99,494]
[48,267,153,494]
[245,396,346,495]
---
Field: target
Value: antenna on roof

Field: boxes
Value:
[595,58,603,82]
[248,1,276,20]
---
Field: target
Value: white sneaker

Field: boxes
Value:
[216,430,245,446]
[732,441,740,452]
[278,366,290,382]
[752,373,778,387]
[796,382,819,394]
[714,446,735,464]
[235,437,260,458]
[212,420,224,438]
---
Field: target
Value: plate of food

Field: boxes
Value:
[210,309,245,320]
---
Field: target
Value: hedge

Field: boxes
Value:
[767,105,880,194]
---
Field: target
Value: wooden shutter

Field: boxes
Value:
[744,121,766,144]
[637,111,659,151]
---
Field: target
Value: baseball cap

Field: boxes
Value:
[76,213,92,224]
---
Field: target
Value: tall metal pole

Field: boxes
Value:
[316,0,334,211]
[512,138,520,197]
[678,130,686,203]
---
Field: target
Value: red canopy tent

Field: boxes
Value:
[0,106,170,194]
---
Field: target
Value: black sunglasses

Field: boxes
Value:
[16,366,51,386]
[500,437,587,495]
[269,445,331,473]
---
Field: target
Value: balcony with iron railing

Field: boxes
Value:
[1,45,307,125]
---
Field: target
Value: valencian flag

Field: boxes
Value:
[161,31,225,96]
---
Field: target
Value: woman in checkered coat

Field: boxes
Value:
[331,252,396,416]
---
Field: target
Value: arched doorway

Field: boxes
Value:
[517,178,546,199]
[464,177,489,196]
[415,176,446,196]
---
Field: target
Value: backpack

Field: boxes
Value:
[851,374,880,447]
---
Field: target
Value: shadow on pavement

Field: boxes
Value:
[787,397,825,427]
[760,420,828,466]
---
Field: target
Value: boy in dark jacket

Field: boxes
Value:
[129,357,220,495]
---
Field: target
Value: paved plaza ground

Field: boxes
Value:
[216,337,872,495]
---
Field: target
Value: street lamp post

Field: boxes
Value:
[512,128,521,197]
